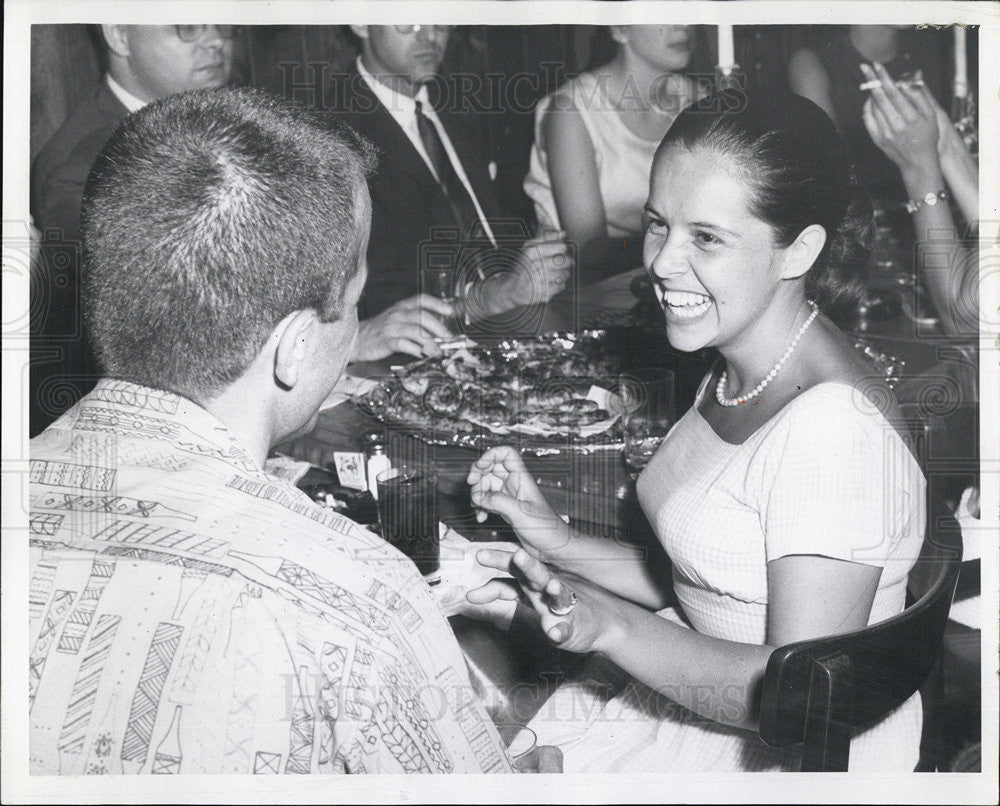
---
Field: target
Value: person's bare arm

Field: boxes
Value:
[788,48,841,131]
[541,101,647,277]
[940,136,979,231]
[861,62,978,336]
[473,548,879,731]
[541,101,608,250]
[928,89,979,229]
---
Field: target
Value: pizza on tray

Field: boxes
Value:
[360,334,625,444]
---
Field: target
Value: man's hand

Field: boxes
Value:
[352,294,454,361]
[511,229,573,307]
[471,230,573,317]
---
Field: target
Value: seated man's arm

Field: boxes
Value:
[465,231,574,319]
[353,294,456,361]
[318,574,519,774]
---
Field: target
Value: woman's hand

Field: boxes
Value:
[918,81,966,159]
[860,62,940,175]
[467,446,572,560]
[467,547,626,656]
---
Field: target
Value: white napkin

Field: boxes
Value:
[954,484,981,562]
[433,525,518,630]
[948,485,982,630]
[264,453,314,485]
[320,374,380,411]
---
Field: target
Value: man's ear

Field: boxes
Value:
[273,309,317,391]
[781,224,827,281]
[101,25,131,58]
[350,25,370,42]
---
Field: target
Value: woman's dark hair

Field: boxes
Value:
[661,89,873,316]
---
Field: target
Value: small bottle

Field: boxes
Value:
[362,432,391,499]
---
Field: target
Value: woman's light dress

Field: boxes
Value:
[528,379,926,772]
[524,72,664,238]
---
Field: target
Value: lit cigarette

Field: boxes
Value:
[859,77,924,93]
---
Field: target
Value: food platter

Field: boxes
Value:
[355,331,630,455]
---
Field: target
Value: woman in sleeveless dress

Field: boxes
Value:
[467,90,926,772]
[523,25,704,277]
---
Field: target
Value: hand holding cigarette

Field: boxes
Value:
[860,62,940,173]
[859,64,925,93]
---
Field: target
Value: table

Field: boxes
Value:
[282,271,685,724]
[280,266,980,725]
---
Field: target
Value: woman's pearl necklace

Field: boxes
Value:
[715,301,820,408]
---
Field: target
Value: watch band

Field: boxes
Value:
[905,189,950,215]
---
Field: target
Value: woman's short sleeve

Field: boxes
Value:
[762,387,925,571]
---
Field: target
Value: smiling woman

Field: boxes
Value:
[467,90,927,772]
[644,89,880,440]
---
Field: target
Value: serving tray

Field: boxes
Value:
[355,331,629,456]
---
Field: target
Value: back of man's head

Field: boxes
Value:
[81,86,375,402]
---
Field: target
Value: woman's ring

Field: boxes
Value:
[548,590,577,616]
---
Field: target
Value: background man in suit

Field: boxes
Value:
[332,24,574,361]
[30,25,236,436]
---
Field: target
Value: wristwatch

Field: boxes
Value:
[905,189,950,215]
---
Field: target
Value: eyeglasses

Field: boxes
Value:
[393,25,455,35]
[174,25,243,43]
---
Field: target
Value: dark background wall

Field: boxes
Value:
[30,24,974,225]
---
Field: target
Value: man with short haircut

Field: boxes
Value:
[30,25,237,436]
[331,25,573,361]
[28,88,536,775]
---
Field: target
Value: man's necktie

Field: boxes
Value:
[414,100,481,236]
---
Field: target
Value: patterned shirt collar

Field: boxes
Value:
[77,378,265,476]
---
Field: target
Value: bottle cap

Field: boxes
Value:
[361,430,386,454]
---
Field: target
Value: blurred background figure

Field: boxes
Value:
[329,24,572,361]
[524,25,708,278]
[788,24,947,204]
[788,23,977,353]
[860,61,981,769]
[860,60,978,337]
[29,24,236,436]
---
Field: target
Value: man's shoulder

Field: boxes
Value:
[30,421,428,593]
[33,82,128,189]
[321,68,385,124]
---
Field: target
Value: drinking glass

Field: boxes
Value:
[375,464,441,581]
[619,368,676,477]
[427,268,456,307]
[426,267,466,332]
[496,724,538,766]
